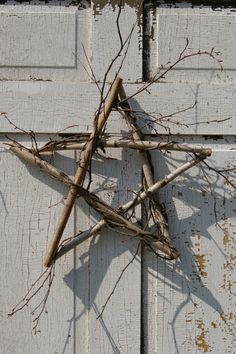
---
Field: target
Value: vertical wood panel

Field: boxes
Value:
[143,138,236,354]
[0,137,75,354]
[73,147,142,354]
[91,1,143,82]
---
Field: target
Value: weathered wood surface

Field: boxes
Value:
[142,137,236,354]
[0,82,235,135]
[73,147,141,354]
[0,136,141,354]
[0,2,142,353]
[0,136,75,354]
[0,2,236,354]
[0,3,142,82]
[148,7,236,84]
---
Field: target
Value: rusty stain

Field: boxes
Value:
[221,312,236,322]
[211,321,217,328]
[223,232,230,246]
[196,254,208,278]
[223,254,236,270]
[195,319,211,353]
[221,274,236,294]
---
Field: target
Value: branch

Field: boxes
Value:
[43,77,122,267]
[38,138,212,156]
[118,84,175,247]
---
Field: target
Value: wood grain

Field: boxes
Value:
[0,82,235,135]
[0,137,75,354]
[142,137,236,354]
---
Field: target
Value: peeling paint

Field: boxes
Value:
[93,0,142,11]
[211,321,217,328]
[223,232,230,246]
[93,0,142,16]
[221,274,236,294]
[195,319,211,353]
[196,254,208,278]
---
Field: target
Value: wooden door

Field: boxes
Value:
[0,2,235,354]
[142,3,236,354]
[0,2,142,353]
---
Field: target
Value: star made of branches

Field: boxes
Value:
[6,77,212,267]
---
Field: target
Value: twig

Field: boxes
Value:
[97,241,141,319]
[120,43,223,103]
[8,263,55,334]
[202,160,236,191]
[43,77,122,267]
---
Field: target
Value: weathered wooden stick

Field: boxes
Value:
[56,153,207,261]
[9,142,177,258]
[38,139,212,156]
[43,77,122,267]
[9,143,74,187]
[120,154,207,211]
[118,84,175,247]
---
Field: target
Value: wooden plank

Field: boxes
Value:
[0,136,75,354]
[0,10,76,67]
[0,82,235,135]
[0,2,142,83]
[148,8,236,83]
[0,81,127,134]
[91,1,143,82]
[142,137,236,353]
[72,147,141,353]
[0,4,90,82]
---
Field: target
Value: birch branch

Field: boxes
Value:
[9,142,177,259]
[120,154,207,211]
[56,153,207,261]
[38,138,212,156]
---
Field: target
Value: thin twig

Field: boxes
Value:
[97,242,141,319]
[8,263,55,334]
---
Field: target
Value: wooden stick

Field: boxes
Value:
[9,143,74,187]
[56,153,207,261]
[9,142,177,259]
[120,154,207,211]
[118,84,174,246]
[38,139,212,156]
[43,77,122,267]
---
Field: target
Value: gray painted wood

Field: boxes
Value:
[148,7,236,84]
[142,137,236,354]
[143,5,236,353]
[0,82,235,135]
[0,2,236,353]
[0,136,75,354]
[0,2,142,354]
